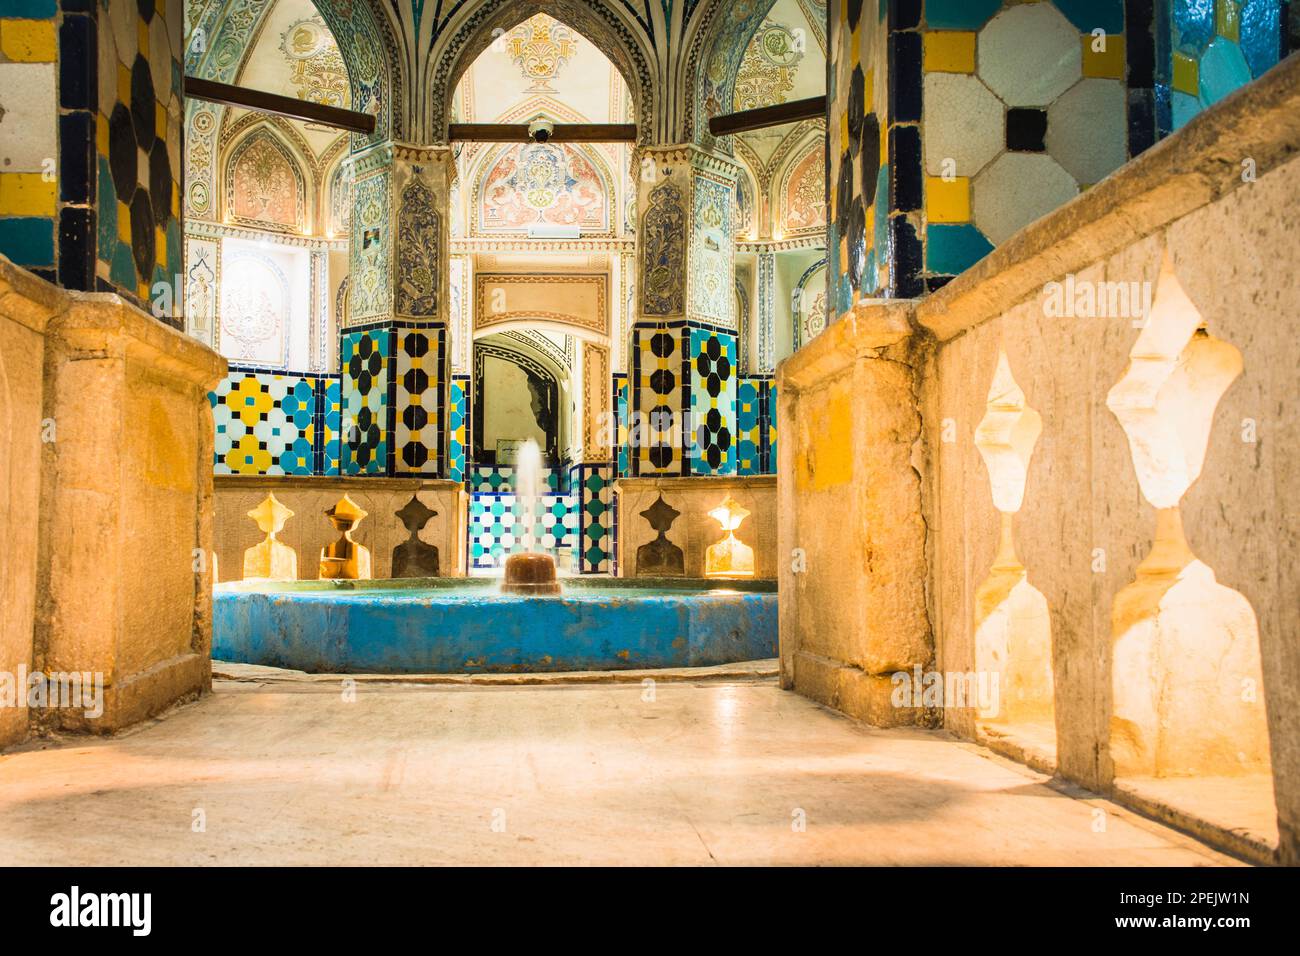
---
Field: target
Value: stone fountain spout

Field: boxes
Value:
[501,439,561,595]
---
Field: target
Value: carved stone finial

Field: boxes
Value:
[392,494,440,577]
[320,494,372,580]
[636,494,684,577]
[243,493,298,581]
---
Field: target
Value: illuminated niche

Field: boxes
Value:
[705,493,754,577]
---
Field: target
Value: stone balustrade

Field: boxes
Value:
[777,54,1300,864]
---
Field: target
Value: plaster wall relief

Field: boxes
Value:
[225,128,309,234]
[327,159,353,237]
[973,350,1055,758]
[689,172,737,330]
[184,236,221,350]
[791,257,827,351]
[639,175,687,317]
[474,274,608,338]
[219,240,312,370]
[396,179,441,317]
[779,143,827,238]
[1105,257,1272,784]
[581,341,612,460]
[347,147,394,326]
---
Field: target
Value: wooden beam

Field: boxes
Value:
[708,96,825,137]
[184,76,376,135]
[448,123,638,143]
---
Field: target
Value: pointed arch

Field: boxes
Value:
[426,0,657,144]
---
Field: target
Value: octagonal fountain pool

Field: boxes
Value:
[213,576,777,674]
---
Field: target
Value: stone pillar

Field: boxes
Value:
[631,145,740,477]
[0,260,62,747]
[37,291,226,733]
[776,301,932,725]
[341,143,453,478]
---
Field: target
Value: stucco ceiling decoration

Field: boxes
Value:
[506,13,579,93]
[428,0,655,144]
[279,16,350,109]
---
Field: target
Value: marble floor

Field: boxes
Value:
[0,675,1239,866]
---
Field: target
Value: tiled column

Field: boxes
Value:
[341,143,452,478]
[631,144,740,477]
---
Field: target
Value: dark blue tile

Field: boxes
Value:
[57,14,96,111]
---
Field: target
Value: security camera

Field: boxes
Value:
[528,118,554,143]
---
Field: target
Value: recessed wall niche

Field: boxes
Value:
[972,349,1055,765]
[1105,254,1276,853]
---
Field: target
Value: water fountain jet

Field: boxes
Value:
[501,439,562,595]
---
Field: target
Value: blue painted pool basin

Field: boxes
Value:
[213,577,777,674]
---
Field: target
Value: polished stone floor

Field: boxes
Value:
[0,676,1238,865]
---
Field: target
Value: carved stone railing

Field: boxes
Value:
[777,54,1300,864]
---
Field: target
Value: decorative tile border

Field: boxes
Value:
[210,369,340,477]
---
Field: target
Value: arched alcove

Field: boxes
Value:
[428,0,654,144]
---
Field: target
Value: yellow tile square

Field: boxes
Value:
[156,227,167,268]
[1217,0,1241,42]
[0,172,57,217]
[118,200,131,244]
[1082,35,1126,79]
[926,176,970,223]
[97,112,110,156]
[1172,52,1199,96]
[924,31,976,73]
[156,102,167,140]
[1,19,57,62]
[118,64,132,107]
[137,20,149,56]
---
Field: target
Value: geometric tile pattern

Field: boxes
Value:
[92,1,184,311]
[736,375,777,476]
[319,375,343,475]
[449,374,469,484]
[736,377,764,476]
[632,322,686,475]
[766,381,778,473]
[571,463,615,574]
[393,326,445,476]
[469,466,567,494]
[1158,0,1286,134]
[468,492,578,570]
[341,327,390,475]
[824,1,1283,305]
[613,372,630,477]
[688,327,737,475]
[209,370,336,476]
[920,2,1130,280]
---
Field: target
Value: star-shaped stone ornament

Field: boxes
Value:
[708,493,749,532]
[326,494,368,528]
[395,494,438,534]
[248,493,293,535]
[640,494,680,534]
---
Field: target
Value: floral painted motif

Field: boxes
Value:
[640,180,685,316]
[227,129,305,232]
[396,179,440,316]
[477,143,608,234]
[689,175,733,326]
[732,20,805,111]
[279,17,350,108]
[782,146,827,235]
